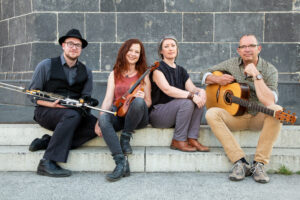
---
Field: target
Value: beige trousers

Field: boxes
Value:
[205,104,282,164]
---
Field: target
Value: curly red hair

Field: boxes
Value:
[113,39,147,80]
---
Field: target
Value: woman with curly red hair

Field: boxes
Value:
[95,39,151,182]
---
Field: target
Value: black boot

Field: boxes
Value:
[37,159,72,177]
[106,154,130,182]
[29,134,51,152]
[120,132,132,155]
[124,156,130,176]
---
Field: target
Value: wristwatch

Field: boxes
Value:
[255,74,263,80]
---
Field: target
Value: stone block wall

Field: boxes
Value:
[0,0,299,106]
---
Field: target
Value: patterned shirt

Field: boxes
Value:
[201,57,278,115]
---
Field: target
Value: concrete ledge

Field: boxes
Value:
[0,146,145,172]
[1,124,300,148]
[0,146,299,172]
[146,147,300,172]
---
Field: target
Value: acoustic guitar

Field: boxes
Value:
[206,71,297,124]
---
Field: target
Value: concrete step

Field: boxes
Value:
[0,124,299,148]
[0,146,299,172]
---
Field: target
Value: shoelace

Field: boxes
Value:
[231,161,244,174]
[251,163,264,175]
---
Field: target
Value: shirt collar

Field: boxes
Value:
[238,56,262,72]
[60,53,78,68]
[60,54,67,66]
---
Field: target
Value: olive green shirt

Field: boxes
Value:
[202,57,278,115]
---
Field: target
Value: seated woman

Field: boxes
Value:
[149,35,209,152]
[95,39,151,182]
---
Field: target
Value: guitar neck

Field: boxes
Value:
[231,96,274,117]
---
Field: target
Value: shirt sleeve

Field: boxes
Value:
[201,72,212,85]
[28,59,51,90]
[28,59,51,104]
[200,59,232,84]
[81,67,93,97]
[262,63,279,103]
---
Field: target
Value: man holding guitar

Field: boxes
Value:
[203,34,283,183]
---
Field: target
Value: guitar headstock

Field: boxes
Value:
[275,109,297,124]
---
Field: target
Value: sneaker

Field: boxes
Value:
[229,160,251,181]
[251,162,270,183]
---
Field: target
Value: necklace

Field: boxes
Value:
[124,70,137,78]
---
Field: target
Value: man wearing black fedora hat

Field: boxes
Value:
[28,29,99,177]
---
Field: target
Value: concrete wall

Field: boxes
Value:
[0,0,299,109]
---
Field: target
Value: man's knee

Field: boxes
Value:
[205,107,221,122]
[63,109,82,122]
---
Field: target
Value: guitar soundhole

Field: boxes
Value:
[224,90,233,105]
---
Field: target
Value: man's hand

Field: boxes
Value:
[244,63,259,77]
[52,99,67,108]
[217,74,235,85]
[36,99,67,108]
[94,121,102,137]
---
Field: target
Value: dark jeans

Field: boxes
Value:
[34,106,97,162]
[99,98,149,155]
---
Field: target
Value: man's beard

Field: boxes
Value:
[65,52,79,61]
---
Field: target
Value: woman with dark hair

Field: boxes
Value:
[149,35,209,152]
[95,39,151,182]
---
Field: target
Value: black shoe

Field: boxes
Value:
[37,159,72,177]
[29,134,51,152]
[120,134,132,155]
[106,154,130,182]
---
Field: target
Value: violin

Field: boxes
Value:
[114,62,160,117]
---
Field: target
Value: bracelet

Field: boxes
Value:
[187,92,194,100]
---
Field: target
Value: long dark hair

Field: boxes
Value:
[113,39,147,80]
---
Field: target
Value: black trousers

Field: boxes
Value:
[34,106,97,163]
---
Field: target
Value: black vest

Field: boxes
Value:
[44,56,88,99]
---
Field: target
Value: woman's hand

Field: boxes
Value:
[134,90,145,99]
[94,121,103,137]
[192,89,206,108]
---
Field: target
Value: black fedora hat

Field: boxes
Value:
[59,29,88,48]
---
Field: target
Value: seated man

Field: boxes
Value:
[202,34,282,183]
[28,29,99,177]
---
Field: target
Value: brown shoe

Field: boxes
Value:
[170,139,197,152]
[188,138,210,152]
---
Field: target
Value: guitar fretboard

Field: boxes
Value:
[128,68,151,94]
[231,95,274,116]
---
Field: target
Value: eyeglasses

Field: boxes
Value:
[65,42,82,49]
[238,44,258,49]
